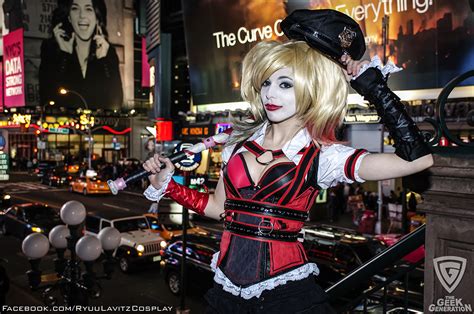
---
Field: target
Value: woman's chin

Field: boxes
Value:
[266,113,298,124]
[75,31,94,42]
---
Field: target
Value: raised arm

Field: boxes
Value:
[348,64,433,180]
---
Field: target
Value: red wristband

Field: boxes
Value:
[165,179,209,216]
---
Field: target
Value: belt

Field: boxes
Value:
[224,221,299,242]
[224,199,308,222]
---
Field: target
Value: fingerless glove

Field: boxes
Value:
[351,68,431,161]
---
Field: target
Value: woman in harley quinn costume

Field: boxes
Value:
[142,29,433,314]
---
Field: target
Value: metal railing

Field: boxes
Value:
[326,225,425,313]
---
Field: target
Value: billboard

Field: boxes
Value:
[1,0,125,110]
[182,0,474,106]
[3,28,25,108]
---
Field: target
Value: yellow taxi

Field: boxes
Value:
[144,213,209,241]
[69,174,110,195]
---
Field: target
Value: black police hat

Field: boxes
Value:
[281,9,366,61]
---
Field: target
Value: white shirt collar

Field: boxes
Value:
[244,122,312,163]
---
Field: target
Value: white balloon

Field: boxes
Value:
[98,227,121,250]
[75,235,102,261]
[22,233,50,259]
[60,201,86,225]
[48,225,70,249]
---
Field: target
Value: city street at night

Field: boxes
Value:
[1,172,214,313]
[1,0,474,313]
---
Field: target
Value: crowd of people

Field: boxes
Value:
[325,183,417,224]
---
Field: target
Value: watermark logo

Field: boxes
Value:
[429,256,472,312]
[433,256,467,294]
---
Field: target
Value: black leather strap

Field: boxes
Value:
[225,199,308,222]
[224,221,299,242]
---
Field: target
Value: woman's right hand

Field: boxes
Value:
[53,23,74,54]
[143,154,175,190]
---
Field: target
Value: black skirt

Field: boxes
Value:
[204,275,336,314]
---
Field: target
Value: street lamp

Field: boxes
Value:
[22,200,121,307]
[59,88,93,170]
[37,101,55,161]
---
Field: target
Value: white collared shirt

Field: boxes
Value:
[222,122,369,189]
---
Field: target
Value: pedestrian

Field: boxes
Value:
[142,10,433,313]
[27,159,33,174]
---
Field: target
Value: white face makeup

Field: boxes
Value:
[260,67,297,123]
[69,0,97,41]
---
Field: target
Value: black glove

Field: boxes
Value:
[350,68,431,161]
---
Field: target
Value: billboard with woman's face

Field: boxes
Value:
[37,0,123,110]
[2,0,124,110]
[182,0,474,106]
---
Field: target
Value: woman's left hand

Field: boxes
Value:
[94,26,110,59]
[340,55,370,82]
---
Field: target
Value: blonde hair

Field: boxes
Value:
[230,40,348,145]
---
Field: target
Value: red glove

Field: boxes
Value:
[165,179,209,216]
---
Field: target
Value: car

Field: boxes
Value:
[0,189,11,209]
[41,166,73,187]
[34,161,58,177]
[301,225,423,312]
[300,224,387,288]
[66,163,81,174]
[0,203,61,239]
[84,212,166,273]
[144,213,210,241]
[69,175,110,195]
[161,233,220,295]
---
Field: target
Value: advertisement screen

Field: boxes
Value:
[182,0,474,106]
[3,28,25,108]
[34,0,124,110]
[2,0,125,110]
[0,61,3,109]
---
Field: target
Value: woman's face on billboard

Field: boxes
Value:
[69,0,97,41]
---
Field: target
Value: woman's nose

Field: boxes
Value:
[265,84,276,100]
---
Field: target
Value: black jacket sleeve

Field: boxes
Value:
[350,68,431,161]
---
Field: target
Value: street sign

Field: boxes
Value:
[173,142,201,172]
[48,127,69,134]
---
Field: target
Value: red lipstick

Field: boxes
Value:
[265,104,282,111]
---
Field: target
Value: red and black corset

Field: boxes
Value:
[218,140,321,287]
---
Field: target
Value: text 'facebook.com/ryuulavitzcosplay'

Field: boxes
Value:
[1,305,174,313]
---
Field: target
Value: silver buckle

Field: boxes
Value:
[257,220,274,235]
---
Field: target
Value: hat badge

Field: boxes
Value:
[338,27,356,48]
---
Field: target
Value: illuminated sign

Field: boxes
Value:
[190,177,206,185]
[315,190,327,204]
[344,114,380,124]
[79,113,95,127]
[12,113,31,127]
[156,120,173,141]
[0,152,10,181]
[173,142,202,172]
[48,127,69,134]
[3,28,25,108]
[215,123,232,134]
[181,126,209,137]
